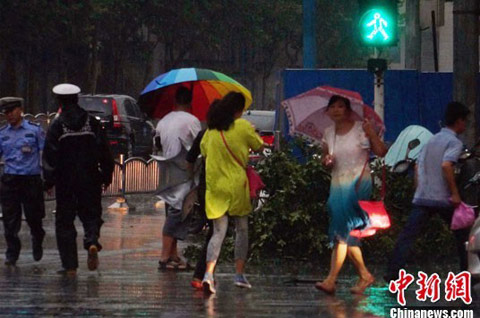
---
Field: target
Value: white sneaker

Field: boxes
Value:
[234,274,252,289]
[202,273,216,294]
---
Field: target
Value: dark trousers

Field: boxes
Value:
[387,205,470,278]
[192,181,213,280]
[0,174,45,262]
[193,220,214,280]
[55,182,103,270]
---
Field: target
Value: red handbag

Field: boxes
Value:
[221,131,265,199]
[350,161,391,238]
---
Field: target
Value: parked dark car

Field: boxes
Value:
[78,94,154,158]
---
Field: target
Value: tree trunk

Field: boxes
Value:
[261,74,267,110]
[88,34,100,94]
[26,59,36,114]
[1,52,17,96]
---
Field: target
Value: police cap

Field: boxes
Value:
[52,83,81,95]
[0,97,23,112]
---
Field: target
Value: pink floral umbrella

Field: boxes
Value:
[281,86,384,142]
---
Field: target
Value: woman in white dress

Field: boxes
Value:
[316,95,387,295]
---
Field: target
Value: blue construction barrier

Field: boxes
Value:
[279,69,462,142]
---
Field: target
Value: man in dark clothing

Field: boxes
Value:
[385,102,471,282]
[186,129,214,289]
[0,97,46,266]
[43,83,114,275]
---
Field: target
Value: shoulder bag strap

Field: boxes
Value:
[356,157,386,200]
[220,131,245,169]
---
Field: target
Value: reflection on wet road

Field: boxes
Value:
[0,195,473,317]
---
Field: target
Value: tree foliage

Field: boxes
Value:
[189,141,459,266]
[0,0,372,113]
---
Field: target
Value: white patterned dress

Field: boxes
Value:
[323,121,372,246]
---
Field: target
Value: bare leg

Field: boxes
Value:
[325,242,348,283]
[205,261,216,274]
[347,246,372,280]
[160,235,174,262]
[316,242,347,293]
[347,246,375,293]
[170,239,178,259]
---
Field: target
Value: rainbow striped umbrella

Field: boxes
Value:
[139,68,252,121]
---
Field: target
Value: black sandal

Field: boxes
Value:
[158,259,175,271]
[168,257,188,270]
[158,260,167,271]
[158,258,187,271]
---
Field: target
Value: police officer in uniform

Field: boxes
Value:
[43,84,114,275]
[0,97,46,266]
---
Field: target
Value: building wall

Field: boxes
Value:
[421,1,454,72]
[436,2,454,72]
[419,1,480,72]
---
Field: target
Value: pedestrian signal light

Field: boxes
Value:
[358,1,397,47]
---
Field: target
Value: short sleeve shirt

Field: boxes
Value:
[413,128,463,207]
[155,111,201,159]
[200,119,264,219]
[0,120,45,175]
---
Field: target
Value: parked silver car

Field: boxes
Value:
[242,110,276,146]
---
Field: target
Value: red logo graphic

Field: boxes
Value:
[415,271,441,302]
[388,269,415,306]
[444,271,472,305]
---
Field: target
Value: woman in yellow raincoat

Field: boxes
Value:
[200,92,264,294]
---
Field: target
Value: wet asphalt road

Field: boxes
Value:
[0,195,477,317]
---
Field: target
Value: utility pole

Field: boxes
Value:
[453,0,479,146]
[405,0,421,69]
[454,0,479,205]
[302,0,317,68]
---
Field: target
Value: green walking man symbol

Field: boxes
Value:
[367,13,389,41]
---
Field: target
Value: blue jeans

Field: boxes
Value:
[386,205,469,279]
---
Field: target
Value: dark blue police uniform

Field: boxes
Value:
[0,119,46,264]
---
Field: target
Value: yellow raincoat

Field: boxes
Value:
[200,119,263,219]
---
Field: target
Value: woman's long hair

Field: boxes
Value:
[206,92,245,131]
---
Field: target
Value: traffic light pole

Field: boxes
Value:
[372,49,385,121]
[358,1,397,122]
[374,70,385,121]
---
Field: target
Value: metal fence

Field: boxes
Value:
[0,115,161,199]
[40,157,161,200]
[111,157,160,195]
[0,113,162,199]
[0,113,56,132]
[2,113,279,201]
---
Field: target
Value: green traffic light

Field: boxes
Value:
[359,8,396,46]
